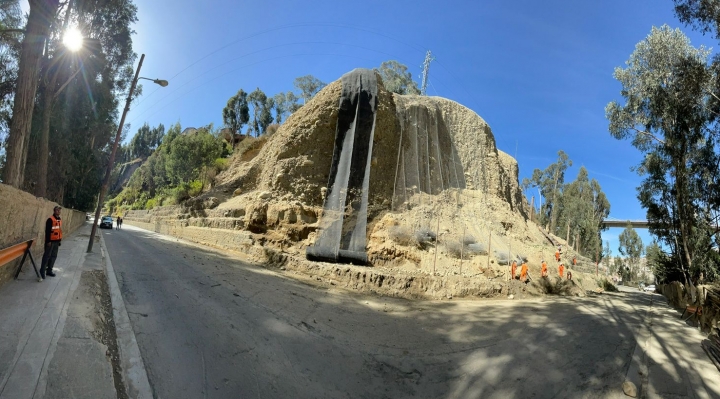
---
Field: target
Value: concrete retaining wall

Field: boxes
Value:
[0,184,86,289]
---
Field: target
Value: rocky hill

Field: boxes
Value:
[123,68,608,299]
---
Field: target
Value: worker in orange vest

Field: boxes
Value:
[558,263,565,279]
[39,206,63,281]
[572,256,577,267]
[520,261,529,282]
[541,260,548,277]
[555,249,561,263]
[511,260,517,280]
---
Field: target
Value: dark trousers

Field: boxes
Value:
[40,241,60,277]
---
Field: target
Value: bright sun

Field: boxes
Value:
[63,27,83,52]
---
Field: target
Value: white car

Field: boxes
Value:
[643,284,656,292]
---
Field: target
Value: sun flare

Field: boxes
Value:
[63,27,83,52]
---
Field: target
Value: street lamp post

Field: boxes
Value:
[87,54,167,252]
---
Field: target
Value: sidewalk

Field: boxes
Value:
[0,222,118,399]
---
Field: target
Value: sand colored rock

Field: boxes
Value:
[123,69,607,299]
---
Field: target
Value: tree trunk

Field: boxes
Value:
[549,169,560,233]
[35,87,53,197]
[2,0,60,188]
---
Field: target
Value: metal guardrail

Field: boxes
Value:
[0,239,41,279]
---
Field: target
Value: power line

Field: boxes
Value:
[420,50,434,96]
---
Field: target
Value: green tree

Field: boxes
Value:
[165,127,224,185]
[273,91,300,123]
[259,96,274,133]
[293,75,325,104]
[2,0,62,187]
[522,150,572,233]
[128,123,164,160]
[601,240,612,272]
[0,0,21,144]
[606,25,720,284]
[375,60,421,95]
[247,88,265,136]
[555,166,610,257]
[645,241,668,282]
[618,224,644,282]
[222,89,249,134]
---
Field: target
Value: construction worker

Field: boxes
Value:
[541,260,548,277]
[572,256,577,267]
[520,261,529,282]
[558,263,565,279]
[511,260,517,280]
[567,270,573,280]
[555,248,561,263]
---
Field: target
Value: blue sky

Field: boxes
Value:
[21,0,716,255]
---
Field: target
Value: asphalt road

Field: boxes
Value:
[101,224,706,399]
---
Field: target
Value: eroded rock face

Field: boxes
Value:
[128,68,531,269]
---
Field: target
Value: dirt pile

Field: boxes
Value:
[123,68,609,299]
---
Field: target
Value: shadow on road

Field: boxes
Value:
[102,227,718,399]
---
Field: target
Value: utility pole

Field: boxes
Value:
[420,50,434,96]
[87,54,144,253]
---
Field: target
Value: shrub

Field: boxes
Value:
[173,184,190,203]
[388,226,415,246]
[466,242,488,255]
[444,240,464,259]
[145,198,158,210]
[415,228,436,244]
[600,279,618,292]
[214,157,229,171]
[187,180,203,197]
[461,235,477,245]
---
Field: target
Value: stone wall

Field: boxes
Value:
[0,184,86,289]
[659,281,720,335]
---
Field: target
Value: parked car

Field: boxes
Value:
[644,284,656,292]
[99,216,113,229]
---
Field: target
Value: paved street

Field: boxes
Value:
[103,224,720,399]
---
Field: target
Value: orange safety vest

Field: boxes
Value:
[50,215,63,241]
[511,261,517,278]
[541,262,548,276]
[520,263,528,281]
[559,264,565,278]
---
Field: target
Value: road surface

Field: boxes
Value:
[102,224,719,399]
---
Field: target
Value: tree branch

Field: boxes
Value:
[52,67,82,100]
[631,127,666,145]
[0,28,25,35]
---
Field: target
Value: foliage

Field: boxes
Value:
[293,75,325,104]
[222,89,249,134]
[523,150,572,233]
[618,224,644,281]
[273,91,300,123]
[0,0,21,147]
[247,88,272,136]
[375,60,421,95]
[165,126,224,185]
[127,123,164,160]
[110,122,230,210]
[524,154,609,259]
[606,25,720,283]
[555,166,610,258]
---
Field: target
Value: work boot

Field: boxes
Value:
[46,271,56,277]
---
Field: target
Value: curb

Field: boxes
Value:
[99,231,153,399]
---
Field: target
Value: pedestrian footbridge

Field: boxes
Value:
[601,218,648,228]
